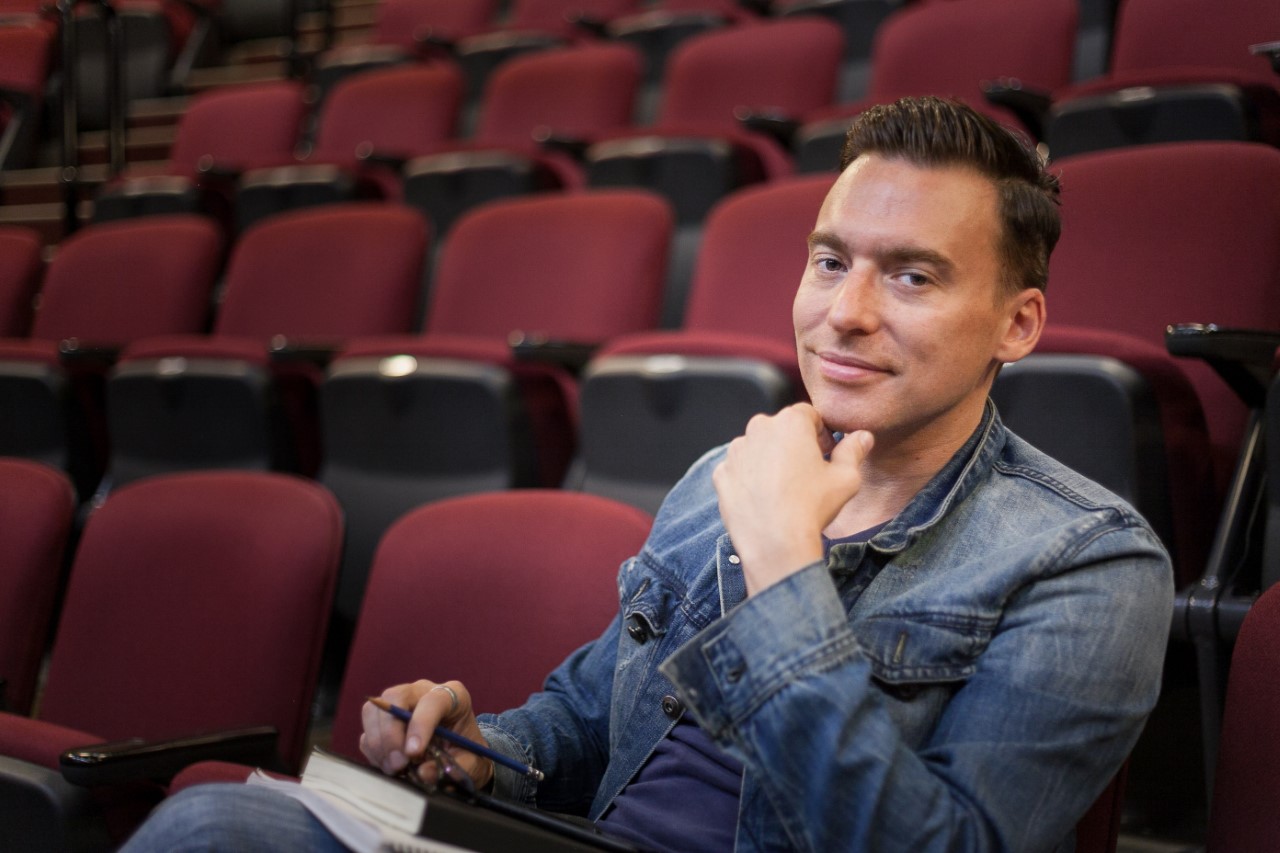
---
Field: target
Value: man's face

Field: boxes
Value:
[794,154,1038,451]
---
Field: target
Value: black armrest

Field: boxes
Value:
[1165,323,1280,409]
[981,79,1052,141]
[737,0,772,15]
[567,12,608,38]
[735,109,801,149]
[269,336,342,368]
[60,725,280,787]
[58,339,121,369]
[356,144,408,170]
[1250,40,1280,75]
[532,128,590,160]
[509,332,599,374]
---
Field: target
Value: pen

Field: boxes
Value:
[367,696,546,781]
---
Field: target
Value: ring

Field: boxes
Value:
[431,684,459,715]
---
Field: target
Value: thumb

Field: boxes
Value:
[830,430,874,470]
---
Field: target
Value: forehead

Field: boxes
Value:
[816,154,1001,254]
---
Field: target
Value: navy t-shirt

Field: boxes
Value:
[596,522,887,852]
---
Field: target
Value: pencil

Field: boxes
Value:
[367,696,546,781]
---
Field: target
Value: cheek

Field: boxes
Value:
[792,283,824,334]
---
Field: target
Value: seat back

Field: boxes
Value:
[1110,0,1279,77]
[166,80,308,177]
[36,471,342,772]
[0,226,43,337]
[0,23,53,170]
[1206,580,1280,851]
[658,17,844,128]
[475,42,643,146]
[0,458,75,715]
[372,0,498,49]
[425,190,670,342]
[506,0,641,34]
[214,203,428,341]
[30,216,222,345]
[1049,141,1280,497]
[866,0,1078,130]
[329,490,652,756]
[309,62,466,163]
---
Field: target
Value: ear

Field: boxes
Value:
[995,288,1046,364]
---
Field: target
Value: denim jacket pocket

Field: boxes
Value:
[858,612,997,745]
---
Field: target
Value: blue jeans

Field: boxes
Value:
[119,784,351,852]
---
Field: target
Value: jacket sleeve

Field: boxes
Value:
[659,524,1174,853]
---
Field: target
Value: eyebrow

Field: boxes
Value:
[807,230,956,277]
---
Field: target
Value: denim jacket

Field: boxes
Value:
[479,402,1174,852]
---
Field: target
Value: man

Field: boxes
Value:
[123,97,1173,852]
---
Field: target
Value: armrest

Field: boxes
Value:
[567,13,608,38]
[356,144,408,170]
[981,79,1052,141]
[59,725,280,787]
[269,336,342,368]
[58,339,121,369]
[1165,323,1280,409]
[509,332,598,374]
[1250,40,1280,75]
[735,109,801,149]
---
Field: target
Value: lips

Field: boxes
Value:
[815,350,891,383]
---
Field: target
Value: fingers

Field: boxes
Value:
[831,429,874,469]
[359,679,492,789]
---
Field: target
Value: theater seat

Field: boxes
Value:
[0,470,343,848]
[0,225,43,337]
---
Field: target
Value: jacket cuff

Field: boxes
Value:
[659,561,861,738]
[476,716,539,804]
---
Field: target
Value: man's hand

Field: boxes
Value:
[359,679,494,790]
[713,404,874,596]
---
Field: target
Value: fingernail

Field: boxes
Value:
[856,431,874,452]
[406,736,421,754]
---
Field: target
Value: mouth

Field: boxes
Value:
[814,350,891,383]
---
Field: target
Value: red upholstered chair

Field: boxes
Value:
[1043,0,1280,158]
[170,489,652,792]
[793,0,1079,172]
[571,175,830,512]
[235,62,467,232]
[0,458,75,717]
[105,203,429,486]
[317,190,669,633]
[91,80,309,227]
[586,17,843,212]
[0,225,43,337]
[0,215,224,497]
[0,470,343,848]
[1048,141,1280,502]
[401,42,644,237]
[0,21,54,171]
[1206,580,1280,852]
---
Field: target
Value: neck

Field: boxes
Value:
[823,404,986,539]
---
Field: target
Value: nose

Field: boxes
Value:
[826,262,881,334]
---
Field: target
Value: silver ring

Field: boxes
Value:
[431,684,459,715]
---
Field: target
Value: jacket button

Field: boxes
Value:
[626,616,650,644]
[661,695,683,718]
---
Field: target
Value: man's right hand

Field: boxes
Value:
[359,679,494,790]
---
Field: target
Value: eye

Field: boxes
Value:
[893,270,931,287]
[814,256,846,274]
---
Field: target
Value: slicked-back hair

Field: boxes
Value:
[840,97,1061,297]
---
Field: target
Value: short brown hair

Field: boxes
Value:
[840,96,1061,296]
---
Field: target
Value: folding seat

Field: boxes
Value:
[104,202,428,489]
[1042,0,1280,159]
[317,190,669,635]
[0,458,75,717]
[569,175,832,513]
[774,0,903,102]
[234,62,466,232]
[792,0,1079,173]
[1048,141,1280,501]
[307,0,499,99]
[0,225,43,337]
[91,79,309,228]
[450,0,644,106]
[583,17,844,324]
[1205,578,1280,852]
[168,489,652,793]
[0,21,54,171]
[0,470,343,849]
[0,215,224,498]
[400,41,643,238]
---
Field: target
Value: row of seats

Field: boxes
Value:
[0,463,653,848]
